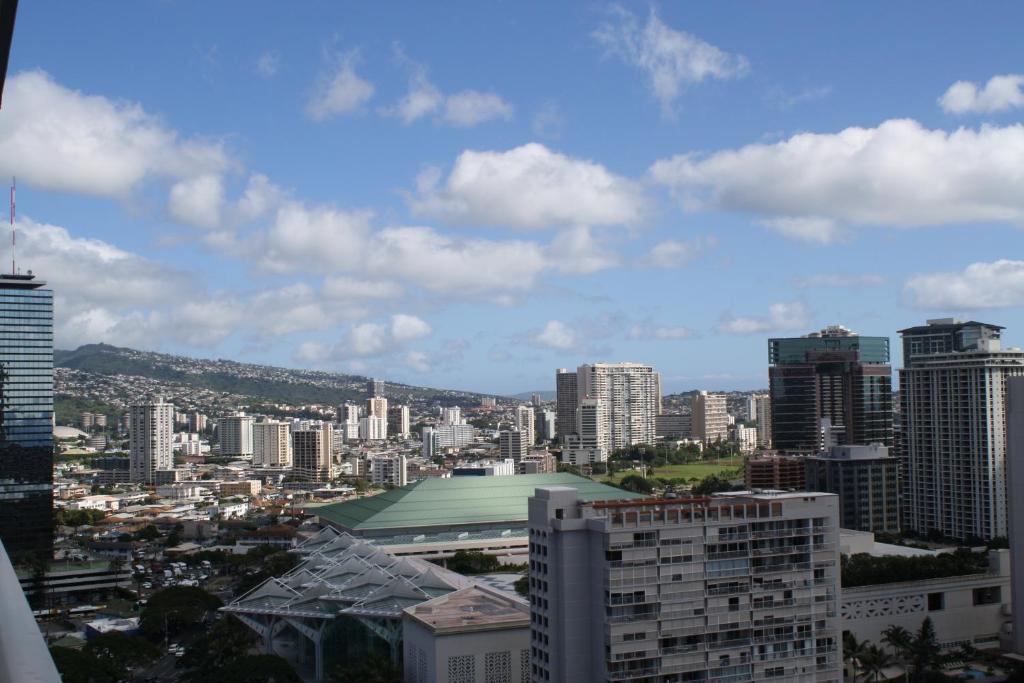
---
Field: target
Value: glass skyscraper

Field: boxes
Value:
[768,324,893,453]
[0,273,54,559]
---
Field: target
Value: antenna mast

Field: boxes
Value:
[9,177,14,276]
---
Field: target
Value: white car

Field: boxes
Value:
[142,582,152,589]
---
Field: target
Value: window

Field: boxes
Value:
[927,592,944,611]
[973,586,1001,606]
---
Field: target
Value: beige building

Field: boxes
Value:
[253,419,291,468]
[692,390,728,444]
[221,480,263,497]
[403,584,529,683]
[292,425,333,482]
[129,397,174,483]
[576,362,659,452]
[515,405,535,446]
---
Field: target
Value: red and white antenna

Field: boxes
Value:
[9,177,14,275]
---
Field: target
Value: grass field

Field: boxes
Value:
[593,457,744,485]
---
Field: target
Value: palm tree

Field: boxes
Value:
[907,617,944,682]
[844,632,869,680]
[858,644,896,682]
[881,625,911,657]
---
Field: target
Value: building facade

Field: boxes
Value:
[128,398,173,484]
[218,413,255,458]
[900,319,1024,540]
[370,454,408,487]
[655,413,692,440]
[527,488,841,683]
[292,425,333,482]
[769,325,892,454]
[692,391,728,444]
[576,362,659,452]
[253,419,291,468]
[755,395,773,449]
[516,405,535,446]
[745,456,807,491]
[500,430,528,462]
[0,274,54,557]
[555,368,578,445]
[805,445,900,534]
[388,404,411,438]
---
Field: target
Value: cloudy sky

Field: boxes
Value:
[4,2,1024,394]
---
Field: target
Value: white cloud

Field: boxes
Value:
[794,273,886,288]
[905,260,1024,309]
[627,323,694,340]
[0,70,231,198]
[346,322,388,356]
[533,320,577,350]
[322,276,403,300]
[167,174,224,229]
[306,51,375,121]
[369,226,547,293]
[404,351,431,373]
[390,313,431,342]
[411,143,645,230]
[940,74,1024,114]
[593,6,748,116]
[644,235,716,268]
[650,119,1024,235]
[442,90,513,126]
[383,48,513,127]
[532,100,563,139]
[232,173,284,224]
[258,201,373,274]
[256,51,281,78]
[294,341,331,364]
[548,226,619,275]
[761,217,846,245]
[765,85,832,110]
[716,302,810,335]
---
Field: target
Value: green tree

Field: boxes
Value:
[618,473,653,494]
[443,550,503,575]
[882,624,912,658]
[691,473,736,496]
[514,575,529,596]
[331,654,402,683]
[857,643,896,682]
[140,586,223,640]
[219,655,303,683]
[49,646,117,683]
[85,631,160,675]
[179,616,258,682]
[844,632,868,681]
[134,524,160,541]
[907,617,944,682]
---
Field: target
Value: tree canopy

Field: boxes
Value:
[841,549,988,588]
[140,586,223,639]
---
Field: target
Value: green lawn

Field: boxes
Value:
[593,457,743,485]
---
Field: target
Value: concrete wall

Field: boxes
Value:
[841,550,1011,650]
[403,617,528,683]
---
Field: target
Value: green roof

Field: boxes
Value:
[312,473,640,533]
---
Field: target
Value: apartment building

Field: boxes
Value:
[253,419,291,468]
[692,391,728,444]
[527,488,841,683]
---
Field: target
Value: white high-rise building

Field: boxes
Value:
[692,390,728,444]
[537,409,556,442]
[369,454,407,487]
[901,319,1024,540]
[515,405,535,445]
[253,419,291,468]
[527,487,842,683]
[339,403,360,424]
[441,406,463,426]
[292,424,333,482]
[359,415,388,441]
[734,425,758,453]
[218,413,255,458]
[129,397,174,483]
[575,362,659,452]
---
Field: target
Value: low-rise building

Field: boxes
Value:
[369,454,408,487]
[744,455,807,491]
[220,480,263,497]
[805,444,899,534]
[403,584,530,683]
[452,459,516,477]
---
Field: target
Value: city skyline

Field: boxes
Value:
[5,4,1024,395]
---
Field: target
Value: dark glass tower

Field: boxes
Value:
[0,273,54,559]
[768,325,892,453]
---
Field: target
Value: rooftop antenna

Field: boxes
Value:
[9,176,14,275]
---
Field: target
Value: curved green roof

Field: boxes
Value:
[313,473,640,533]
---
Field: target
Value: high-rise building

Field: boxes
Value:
[129,397,174,484]
[218,413,255,458]
[1005,377,1024,655]
[754,394,773,448]
[359,415,387,441]
[531,393,542,408]
[441,406,463,426]
[769,325,892,453]
[744,455,806,491]
[369,454,407,487]
[0,273,54,557]
[734,425,758,452]
[516,405,535,445]
[188,411,208,433]
[692,390,728,443]
[537,409,556,442]
[900,319,1024,540]
[576,362,659,451]
[805,444,900,534]
[368,378,385,398]
[499,429,528,461]
[555,368,578,444]
[387,404,410,438]
[655,413,691,439]
[253,419,291,468]
[527,487,842,683]
[292,424,333,482]
[338,403,360,424]
[367,396,388,421]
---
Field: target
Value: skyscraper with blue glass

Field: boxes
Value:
[0,272,54,558]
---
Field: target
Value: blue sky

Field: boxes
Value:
[4,2,1024,395]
